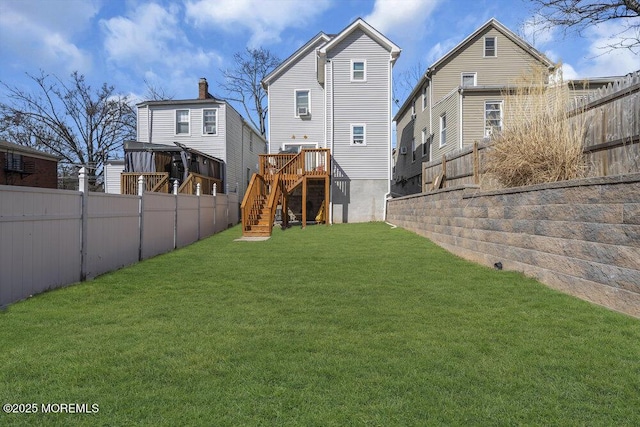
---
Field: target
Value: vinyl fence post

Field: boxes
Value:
[78,167,88,281]
[138,175,144,261]
[213,184,217,230]
[196,183,201,240]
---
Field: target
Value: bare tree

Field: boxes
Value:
[144,78,175,101]
[394,61,425,108]
[528,0,640,52]
[0,71,136,189]
[219,47,280,136]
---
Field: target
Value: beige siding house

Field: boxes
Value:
[392,18,554,196]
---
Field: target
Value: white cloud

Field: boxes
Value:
[101,3,222,74]
[425,38,458,64]
[185,0,332,47]
[364,0,442,40]
[521,14,557,46]
[0,0,97,74]
[578,21,640,77]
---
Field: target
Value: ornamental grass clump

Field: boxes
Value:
[485,65,587,188]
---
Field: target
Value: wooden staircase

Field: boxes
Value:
[241,149,330,237]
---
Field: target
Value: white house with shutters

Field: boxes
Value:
[261,18,401,223]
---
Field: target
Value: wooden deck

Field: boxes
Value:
[241,149,331,237]
[121,172,222,195]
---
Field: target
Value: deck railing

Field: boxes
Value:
[121,172,222,195]
[259,149,330,190]
[178,173,223,195]
[121,172,169,195]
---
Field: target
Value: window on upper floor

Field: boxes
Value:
[249,133,254,152]
[295,90,310,117]
[485,101,503,137]
[351,60,366,82]
[203,109,217,135]
[439,113,447,147]
[484,36,496,57]
[462,72,477,87]
[176,110,190,134]
[351,124,366,146]
[422,86,428,110]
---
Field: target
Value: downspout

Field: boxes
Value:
[383,54,393,222]
[427,73,432,138]
[459,87,464,149]
[329,57,334,225]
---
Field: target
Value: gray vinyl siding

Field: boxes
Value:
[137,103,228,161]
[431,27,545,102]
[393,81,432,190]
[461,90,505,146]
[267,39,327,152]
[223,106,266,195]
[329,29,390,180]
[431,90,459,160]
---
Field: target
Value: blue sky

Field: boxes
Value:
[1,0,639,126]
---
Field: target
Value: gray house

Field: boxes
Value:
[131,78,267,201]
[393,18,554,196]
[260,18,401,224]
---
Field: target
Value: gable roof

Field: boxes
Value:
[262,18,401,89]
[393,18,554,121]
[318,18,401,60]
[429,18,553,73]
[261,32,331,89]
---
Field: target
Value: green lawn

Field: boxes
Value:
[1,222,639,426]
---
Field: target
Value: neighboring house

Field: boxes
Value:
[392,18,554,196]
[0,140,60,189]
[129,78,267,201]
[260,18,401,225]
[104,159,125,194]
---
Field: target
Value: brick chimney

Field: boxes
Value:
[198,77,209,99]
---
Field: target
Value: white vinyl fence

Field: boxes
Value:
[0,169,239,308]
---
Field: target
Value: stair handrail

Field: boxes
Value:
[265,173,285,234]
[241,173,267,232]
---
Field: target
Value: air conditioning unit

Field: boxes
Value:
[204,125,215,134]
[411,113,417,120]
[400,146,408,155]
[297,107,309,116]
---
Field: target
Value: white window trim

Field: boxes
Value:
[202,109,217,136]
[439,113,447,147]
[294,89,311,118]
[411,137,416,162]
[350,124,366,146]
[176,109,190,135]
[484,100,503,137]
[484,36,497,57]
[281,142,318,153]
[421,86,427,111]
[461,72,477,87]
[350,59,367,82]
[421,128,429,158]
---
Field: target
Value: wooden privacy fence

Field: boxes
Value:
[423,70,640,191]
[0,168,239,308]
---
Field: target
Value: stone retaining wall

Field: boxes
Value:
[386,174,640,317]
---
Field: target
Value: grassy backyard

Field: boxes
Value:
[1,222,639,426]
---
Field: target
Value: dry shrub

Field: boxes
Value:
[484,65,587,188]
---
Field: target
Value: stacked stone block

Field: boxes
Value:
[387,174,640,317]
